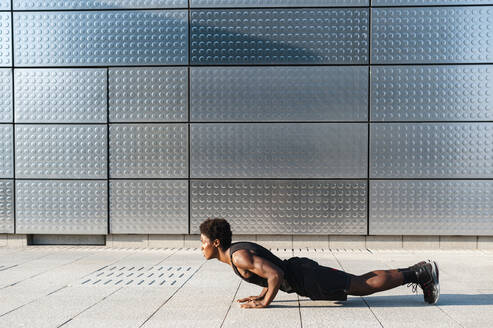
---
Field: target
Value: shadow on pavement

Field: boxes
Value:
[269,294,493,308]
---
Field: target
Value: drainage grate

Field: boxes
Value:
[79,265,195,287]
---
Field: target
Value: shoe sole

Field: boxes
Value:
[429,260,440,304]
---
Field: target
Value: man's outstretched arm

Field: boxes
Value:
[232,250,284,308]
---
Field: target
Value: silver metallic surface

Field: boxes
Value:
[14,11,188,66]
[15,69,107,123]
[16,180,107,234]
[0,13,11,67]
[191,0,368,7]
[13,0,187,9]
[0,69,12,123]
[110,180,188,234]
[191,67,368,122]
[373,0,493,5]
[0,125,12,178]
[191,180,367,235]
[371,123,493,178]
[370,180,493,235]
[109,67,188,122]
[109,124,188,178]
[371,66,493,121]
[0,1,10,10]
[372,7,493,64]
[191,123,368,178]
[0,180,13,233]
[191,9,369,65]
[15,125,107,179]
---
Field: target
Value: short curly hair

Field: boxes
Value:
[199,218,232,250]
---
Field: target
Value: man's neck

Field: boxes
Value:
[217,247,232,266]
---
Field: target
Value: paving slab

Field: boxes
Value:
[141,259,238,328]
[223,282,301,328]
[293,249,381,328]
[0,250,131,316]
[63,249,202,328]
[0,247,492,327]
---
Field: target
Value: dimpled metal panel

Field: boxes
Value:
[191,0,368,7]
[370,180,493,235]
[0,180,13,233]
[0,1,10,10]
[371,66,493,121]
[16,180,107,234]
[371,123,493,178]
[14,0,187,10]
[372,7,493,64]
[14,11,188,66]
[109,124,187,178]
[190,9,369,65]
[0,13,11,67]
[109,67,188,122]
[191,123,367,178]
[373,0,493,5]
[0,125,12,178]
[190,180,367,235]
[15,125,107,179]
[191,67,368,121]
[0,69,12,123]
[15,69,107,123]
[110,180,188,234]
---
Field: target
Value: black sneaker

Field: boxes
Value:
[413,260,440,304]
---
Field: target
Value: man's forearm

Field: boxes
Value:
[261,275,282,307]
[259,287,268,298]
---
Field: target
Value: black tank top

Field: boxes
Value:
[229,242,294,293]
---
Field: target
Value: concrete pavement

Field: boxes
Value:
[1,246,492,327]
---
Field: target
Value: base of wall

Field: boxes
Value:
[1,234,493,250]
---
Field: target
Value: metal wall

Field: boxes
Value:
[1,1,492,236]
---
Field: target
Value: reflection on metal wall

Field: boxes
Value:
[371,66,493,121]
[190,9,369,65]
[191,67,368,122]
[372,7,493,63]
[370,180,493,235]
[15,69,107,123]
[2,3,493,236]
[109,124,188,178]
[0,180,13,233]
[13,0,188,9]
[191,0,369,7]
[191,123,367,178]
[16,180,107,234]
[0,69,12,123]
[0,125,13,178]
[371,123,493,179]
[14,11,188,66]
[15,125,107,179]
[0,13,11,67]
[191,180,367,235]
[109,67,188,122]
[110,180,188,234]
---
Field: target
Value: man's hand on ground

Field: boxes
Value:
[239,299,267,309]
[236,295,264,303]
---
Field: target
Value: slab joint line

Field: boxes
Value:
[220,280,242,328]
[138,260,206,328]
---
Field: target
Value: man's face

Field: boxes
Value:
[200,233,216,260]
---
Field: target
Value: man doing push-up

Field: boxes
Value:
[199,218,439,309]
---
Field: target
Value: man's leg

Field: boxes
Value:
[346,261,440,304]
[348,269,407,296]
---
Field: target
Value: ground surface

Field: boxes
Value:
[0,246,492,327]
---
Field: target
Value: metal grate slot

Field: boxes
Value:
[80,265,196,287]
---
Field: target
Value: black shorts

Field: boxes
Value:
[284,257,355,301]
